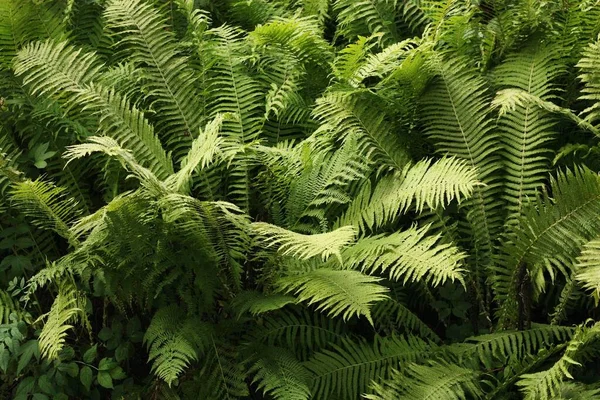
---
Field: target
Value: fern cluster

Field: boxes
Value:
[3,0,600,399]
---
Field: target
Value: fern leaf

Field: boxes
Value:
[10,178,81,245]
[37,281,85,360]
[344,225,466,287]
[14,40,173,179]
[253,222,356,262]
[578,37,600,124]
[517,321,600,400]
[496,167,600,326]
[250,347,311,400]
[337,157,479,232]
[144,306,210,386]
[366,360,483,400]
[276,268,388,324]
[576,237,600,302]
[492,47,562,225]
[232,291,297,317]
[305,334,431,400]
[104,0,203,156]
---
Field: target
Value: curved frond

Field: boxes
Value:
[344,225,466,287]
[496,168,600,326]
[104,0,203,155]
[517,321,600,400]
[305,334,431,400]
[366,360,483,400]
[144,306,210,386]
[37,281,85,360]
[250,347,311,400]
[276,268,389,324]
[575,237,600,301]
[10,178,81,245]
[337,157,479,232]
[253,222,356,262]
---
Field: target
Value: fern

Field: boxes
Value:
[37,281,85,360]
[305,334,431,400]
[14,40,174,179]
[517,321,600,400]
[253,222,356,262]
[10,178,81,245]
[344,225,466,287]
[104,0,203,156]
[366,360,484,400]
[492,46,562,225]
[276,268,389,324]
[575,237,600,302]
[144,306,210,386]
[496,167,600,326]
[337,157,480,232]
[249,347,311,400]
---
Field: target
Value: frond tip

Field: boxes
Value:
[252,223,357,262]
[275,268,389,324]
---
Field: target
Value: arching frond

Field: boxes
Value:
[517,321,600,400]
[305,334,431,400]
[250,347,311,400]
[276,268,389,324]
[251,309,348,360]
[233,291,297,317]
[366,360,483,400]
[37,281,86,360]
[492,47,562,225]
[313,90,411,171]
[496,168,600,326]
[10,178,81,245]
[104,0,203,155]
[421,53,502,280]
[14,40,173,179]
[371,298,440,342]
[253,223,356,262]
[576,237,600,301]
[578,37,600,124]
[337,157,479,233]
[344,225,466,287]
[144,306,211,386]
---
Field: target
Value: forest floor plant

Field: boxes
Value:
[3,0,600,399]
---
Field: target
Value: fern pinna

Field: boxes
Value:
[3,0,600,399]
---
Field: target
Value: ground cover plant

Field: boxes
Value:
[3,0,600,399]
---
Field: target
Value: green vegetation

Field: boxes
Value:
[2,0,600,399]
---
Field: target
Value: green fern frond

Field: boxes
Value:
[305,334,431,400]
[366,360,483,400]
[313,90,411,171]
[371,298,440,342]
[578,36,600,124]
[37,281,85,360]
[250,347,311,400]
[576,237,600,302]
[517,321,600,400]
[496,167,600,326]
[10,178,81,245]
[344,225,466,287]
[252,309,347,360]
[276,268,388,324]
[14,40,173,179]
[491,47,562,224]
[232,291,297,317]
[250,16,333,66]
[457,324,574,369]
[337,157,479,232]
[167,114,228,193]
[253,222,356,262]
[333,0,399,45]
[421,52,502,281]
[104,0,203,156]
[144,306,210,386]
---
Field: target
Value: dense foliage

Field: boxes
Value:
[3,0,600,398]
